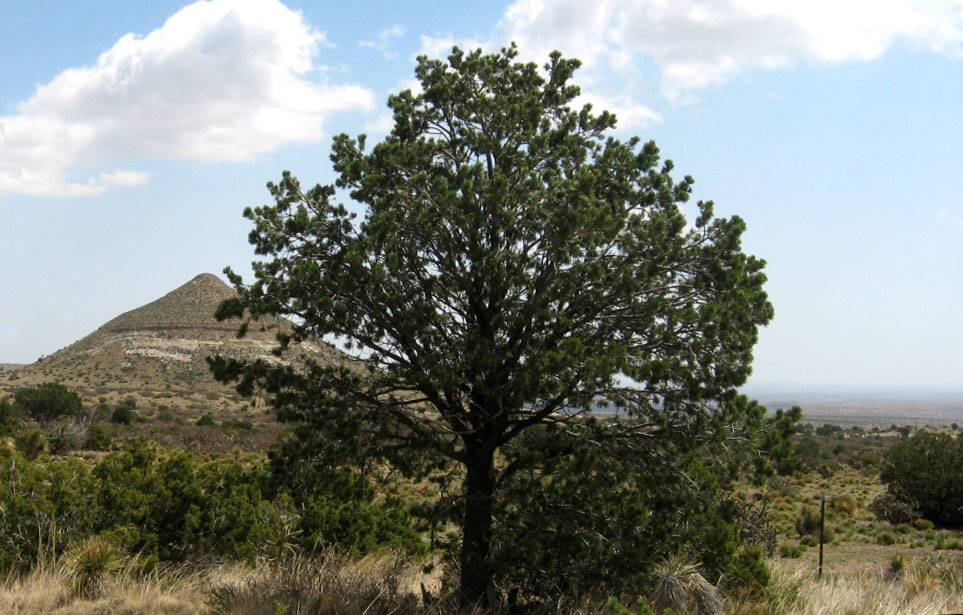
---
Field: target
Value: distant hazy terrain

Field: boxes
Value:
[744,383,963,426]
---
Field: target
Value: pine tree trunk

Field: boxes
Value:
[459,446,496,608]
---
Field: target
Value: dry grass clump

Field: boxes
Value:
[208,548,423,615]
[0,559,203,615]
[737,556,963,615]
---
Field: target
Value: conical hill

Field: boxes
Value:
[0,273,342,411]
[101,273,238,335]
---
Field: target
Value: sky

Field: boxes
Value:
[1,0,962,391]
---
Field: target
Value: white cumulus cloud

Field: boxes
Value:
[497,0,963,103]
[0,0,375,197]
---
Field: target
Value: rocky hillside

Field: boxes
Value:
[0,273,343,414]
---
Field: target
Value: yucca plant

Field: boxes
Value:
[885,554,906,582]
[650,556,724,615]
[61,537,125,599]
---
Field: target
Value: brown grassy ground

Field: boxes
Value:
[0,563,203,614]
[737,556,963,615]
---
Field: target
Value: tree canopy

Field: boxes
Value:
[881,431,963,526]
[212,44,777,606]
[13,382,83,426]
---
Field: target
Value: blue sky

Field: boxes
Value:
[1,0,961,390]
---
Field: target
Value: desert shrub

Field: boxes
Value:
[779,544,803,558]
[733,499,777,556]
[880,431,963,526]
[0,397,20,433]
[268,437,424,556]
[48,419,87,454]
[0,448,97,570]
[870,493,916,525]
[722,547,770,598]
[795,507,820,537]
[848,448,883,471]
[84,425,113,450]
[92,443,281,561]
[914,518,935,531]
[0,437,422,571]
[815,424,843,437]
[196,414,216,426]
[767,476,797,498]
[14,428,47,459]
[877,532,897,545]
[221,418,253,431]
[13,382,83,425]
[830,494,858,517]
[793,436,828,470]
[111,405,134,425]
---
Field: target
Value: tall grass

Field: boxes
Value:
[1,549,962,614]
[734,557,963,615]
[0,559,202,614]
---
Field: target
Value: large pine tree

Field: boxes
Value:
[211,45,774,606]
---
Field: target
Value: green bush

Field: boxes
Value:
[880,431,963,526]
[13,383,83,425]
[196,414,216,426]
[267,437,424,556]
[92,444,278,561]
[0,439,423,572]
[914,518,935,531]
[84,425,113,451]
[14,429,47,459]
[110,406,133,425]
[0,398,20,433]
[795,507,820,537]
[0,448,96,570]
[877,532,896,545]
[870,493,916,525]
[222,418,253,431]
[723,547,770,597]
[830,494,858,517]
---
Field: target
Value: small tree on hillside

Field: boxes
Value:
[211,45,777,605]
[14,382,83,426]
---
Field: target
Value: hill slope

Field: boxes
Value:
[0,273,342,413]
